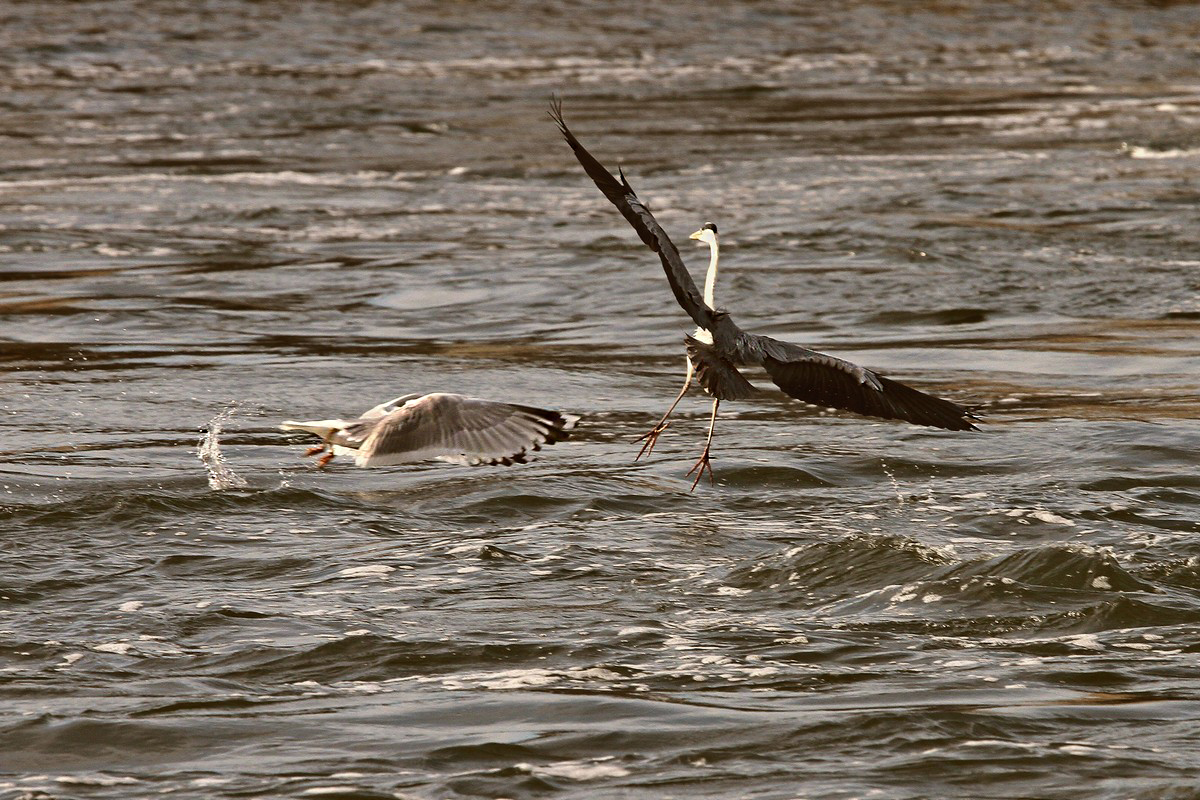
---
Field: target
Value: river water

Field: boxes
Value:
[2,2,1199,798]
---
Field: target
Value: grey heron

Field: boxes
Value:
[550,101,977,490]
[282,392,579,468]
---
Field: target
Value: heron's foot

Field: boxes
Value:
[316,451,336,468]
[634,421,671,461]
[684,443,714,492]
[304,444,327,457]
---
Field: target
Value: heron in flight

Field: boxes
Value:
[282,392,579,468]
[550,101,977,489]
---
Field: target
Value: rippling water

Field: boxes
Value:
[3,2,1200,798]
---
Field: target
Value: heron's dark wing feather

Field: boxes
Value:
[685,335,757,401]
[550,100,715,330]
[742,333,979,431]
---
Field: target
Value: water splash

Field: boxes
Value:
[879,458,905,507]
[198,406,248,490]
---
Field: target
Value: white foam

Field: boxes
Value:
[55,775,140,786]
[1061,634,1104,650]
[743,666,780,677]
[478,669,559,689]
[774,635,809,644]
[617,626,659,636]
[963,739,1039,750]
[337,565,395,578]
[1028,510,1075,526]
[527,761,630,781]
[1126,145,1200,159]
[92,642,134,655]
[569,667,624,680]
[118,601,144,612]
[300,788,362,796]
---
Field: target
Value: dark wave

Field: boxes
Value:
[947,546,1158,593]
[725,534,954,601]
[217,634,565,684]
[723,537,1200,640]
[865,308,993,326]
[5,1,1200,797]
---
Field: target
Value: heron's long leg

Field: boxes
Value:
[635,361,693,460]
[685,398,719,491]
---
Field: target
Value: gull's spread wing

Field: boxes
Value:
[352,393,580,467]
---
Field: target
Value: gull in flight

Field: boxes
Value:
[282,392,579,468]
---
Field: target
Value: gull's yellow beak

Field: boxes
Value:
[689,229,705,240]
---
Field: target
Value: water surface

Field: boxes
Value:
[2,2,1200,798]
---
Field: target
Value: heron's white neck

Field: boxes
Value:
[702,235,719,310]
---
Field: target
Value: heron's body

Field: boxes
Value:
[550,101,976,487]
[282,392,579,468]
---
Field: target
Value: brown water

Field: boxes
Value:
[2,2,1200,798]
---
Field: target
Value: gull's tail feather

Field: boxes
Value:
[280,419,344,440]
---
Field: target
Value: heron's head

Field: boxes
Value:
[689,222,718,247]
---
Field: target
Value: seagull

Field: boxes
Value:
[550,100,977,489]
[281,392,579,468]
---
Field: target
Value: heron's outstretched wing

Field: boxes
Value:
[684,335,757,401]
[352,393,580,467]
[550,100,715,331]
[741,332,979,431]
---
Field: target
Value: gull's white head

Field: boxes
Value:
[689,221,718,247]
